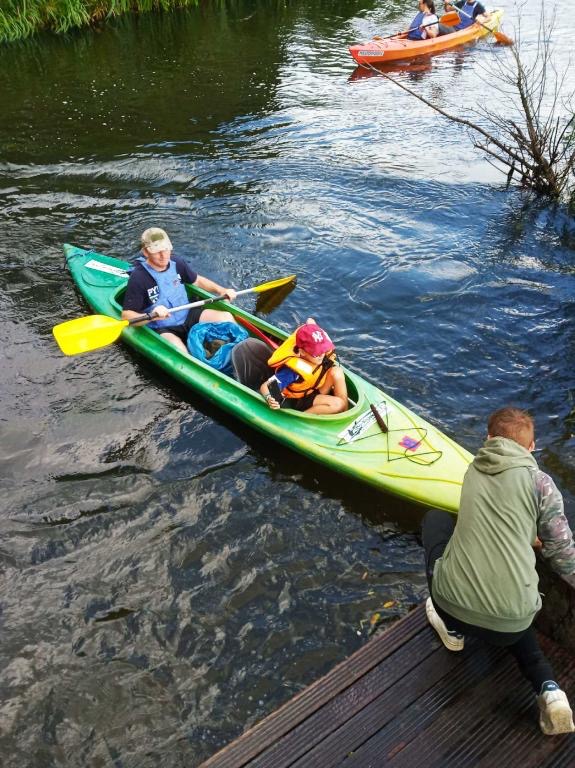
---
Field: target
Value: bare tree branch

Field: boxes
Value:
[360,7,575,205]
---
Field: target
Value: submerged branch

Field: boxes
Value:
[366,66,537,173]
[362,10,575,205]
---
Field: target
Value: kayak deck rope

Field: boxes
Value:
[338,400,443,466]
[350,427,443,465]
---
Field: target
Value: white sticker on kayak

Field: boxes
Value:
[338,402,389,443]
[85,259,129,277]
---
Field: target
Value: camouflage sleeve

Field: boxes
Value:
[535,470,575,575]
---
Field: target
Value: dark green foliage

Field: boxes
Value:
[0,0,200,43]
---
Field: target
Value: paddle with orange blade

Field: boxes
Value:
[236,316,279,349]
[53,274,296,356]
[374,11,460,40]
[453,6,513,45]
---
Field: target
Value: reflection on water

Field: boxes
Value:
[349,58,434,81]
[0,0,574,765]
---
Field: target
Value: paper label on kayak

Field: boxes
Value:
[358,50,383,57]
[338,402,389,443]
[85,260,129,278]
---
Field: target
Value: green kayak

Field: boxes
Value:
[63,244,472,512]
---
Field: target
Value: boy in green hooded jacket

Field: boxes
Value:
[423,407,575,735]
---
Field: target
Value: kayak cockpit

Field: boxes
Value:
[111,285,362,416]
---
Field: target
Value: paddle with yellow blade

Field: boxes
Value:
[254,277,297,315]
[53,274,296,356]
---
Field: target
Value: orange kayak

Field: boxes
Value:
[349,9,503,65]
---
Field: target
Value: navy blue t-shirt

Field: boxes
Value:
[122,256,198,313]
[455,0,486,16]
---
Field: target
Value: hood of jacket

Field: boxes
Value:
[472,436,537,476]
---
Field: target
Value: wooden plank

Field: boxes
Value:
[539,741,575,768]
[338,643,515,768]
[249,627,444,768]
[291,638,489,768]
[199,607,427,768]
[471,640,575,768]
[344,636,575,768]
[293,640,506,768]
[201,570,575,768]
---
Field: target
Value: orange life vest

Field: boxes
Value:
[267,330,336,399]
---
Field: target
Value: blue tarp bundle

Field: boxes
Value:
[187,321,248,375]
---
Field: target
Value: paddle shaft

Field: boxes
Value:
[454,6,512,43]
[53,271,296,355]
[236,316,279,349]
[378,11,458,40]
[454,5,489,30]
[128,287,254,325]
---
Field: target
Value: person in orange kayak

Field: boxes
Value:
[407,0,439,40]
[260,319,348,415]
[439,0,489,33]
[122,227,237,355]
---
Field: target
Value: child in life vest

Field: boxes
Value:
[260,319,348,415]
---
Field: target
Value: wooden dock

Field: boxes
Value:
[200,568,575,768]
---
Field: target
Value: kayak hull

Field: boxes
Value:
[63,245,472,513]
[349,10,504,65]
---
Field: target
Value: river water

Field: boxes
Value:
[1,0,574,765]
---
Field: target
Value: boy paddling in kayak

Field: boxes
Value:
[423,407,575,735]
[439,0,490,33]
[121,228,237,355]
[260,319,348,415]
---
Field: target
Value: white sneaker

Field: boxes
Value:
[425,597,465,651]
[538,688,575,735]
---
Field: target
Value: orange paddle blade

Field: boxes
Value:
[493,29,514,45]
[438,11,460,25]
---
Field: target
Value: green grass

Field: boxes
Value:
[0,0,200,43]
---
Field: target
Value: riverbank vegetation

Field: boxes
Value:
[0,0,199,43]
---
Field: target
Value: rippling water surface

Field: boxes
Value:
[1,0,574,764]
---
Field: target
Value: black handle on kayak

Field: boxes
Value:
[370,403,388,433]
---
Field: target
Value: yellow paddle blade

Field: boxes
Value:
[53,315,129,356]
[255,279,297,314]
[252,274,296,293]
